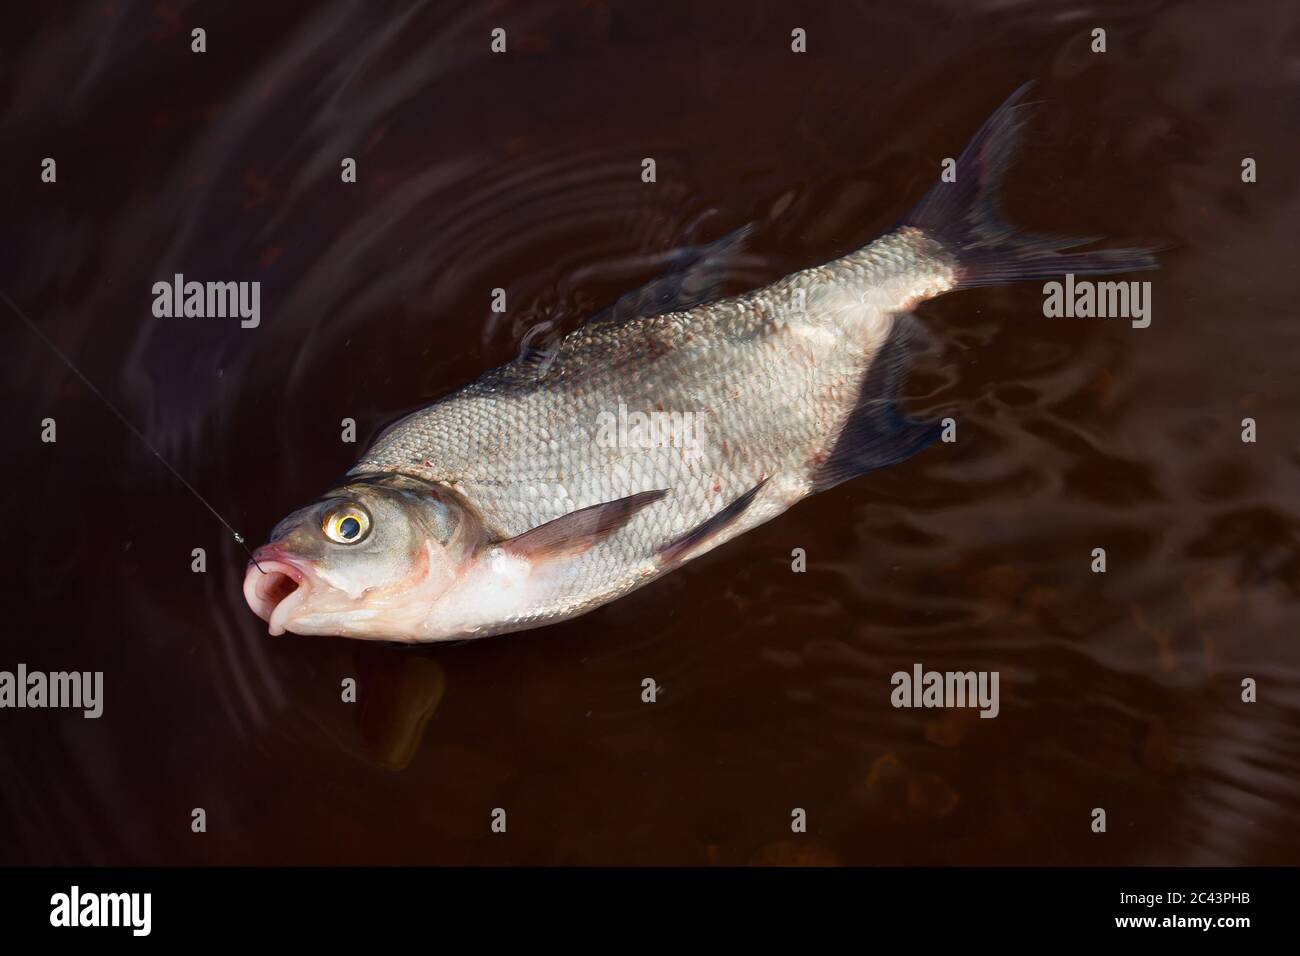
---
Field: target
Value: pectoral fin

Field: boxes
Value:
[501,489,668,561]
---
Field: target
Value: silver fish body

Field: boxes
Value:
[352,230,953,632]
[243,84,1154,642]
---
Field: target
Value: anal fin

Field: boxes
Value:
[810,313,940,495]
[656,477,769,565]
[501,489,668,561]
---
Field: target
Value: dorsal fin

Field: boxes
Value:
[504,223,754,384]
[606,223,754,322]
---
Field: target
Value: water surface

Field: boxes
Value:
[2,0,1298,864]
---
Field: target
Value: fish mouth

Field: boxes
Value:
[243,548,311,636]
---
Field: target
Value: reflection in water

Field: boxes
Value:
[2,0,1298,865]
[356,650,447,772]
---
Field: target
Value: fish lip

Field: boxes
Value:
[243,547,312,637]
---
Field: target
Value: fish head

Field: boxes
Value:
[243,473,483,641]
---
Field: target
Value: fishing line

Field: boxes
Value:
[1,290,265,573]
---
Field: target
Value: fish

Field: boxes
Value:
[243,84,1155,643]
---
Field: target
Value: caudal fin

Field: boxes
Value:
[903,82,1157,288]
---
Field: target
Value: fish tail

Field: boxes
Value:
[902,82,1158,288]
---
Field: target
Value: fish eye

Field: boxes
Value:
[323,506,371,544]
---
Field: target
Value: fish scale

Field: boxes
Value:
[247,84,1157,641]
[350,230,954,621]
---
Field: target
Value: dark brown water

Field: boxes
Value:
[2,1,1298,865]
